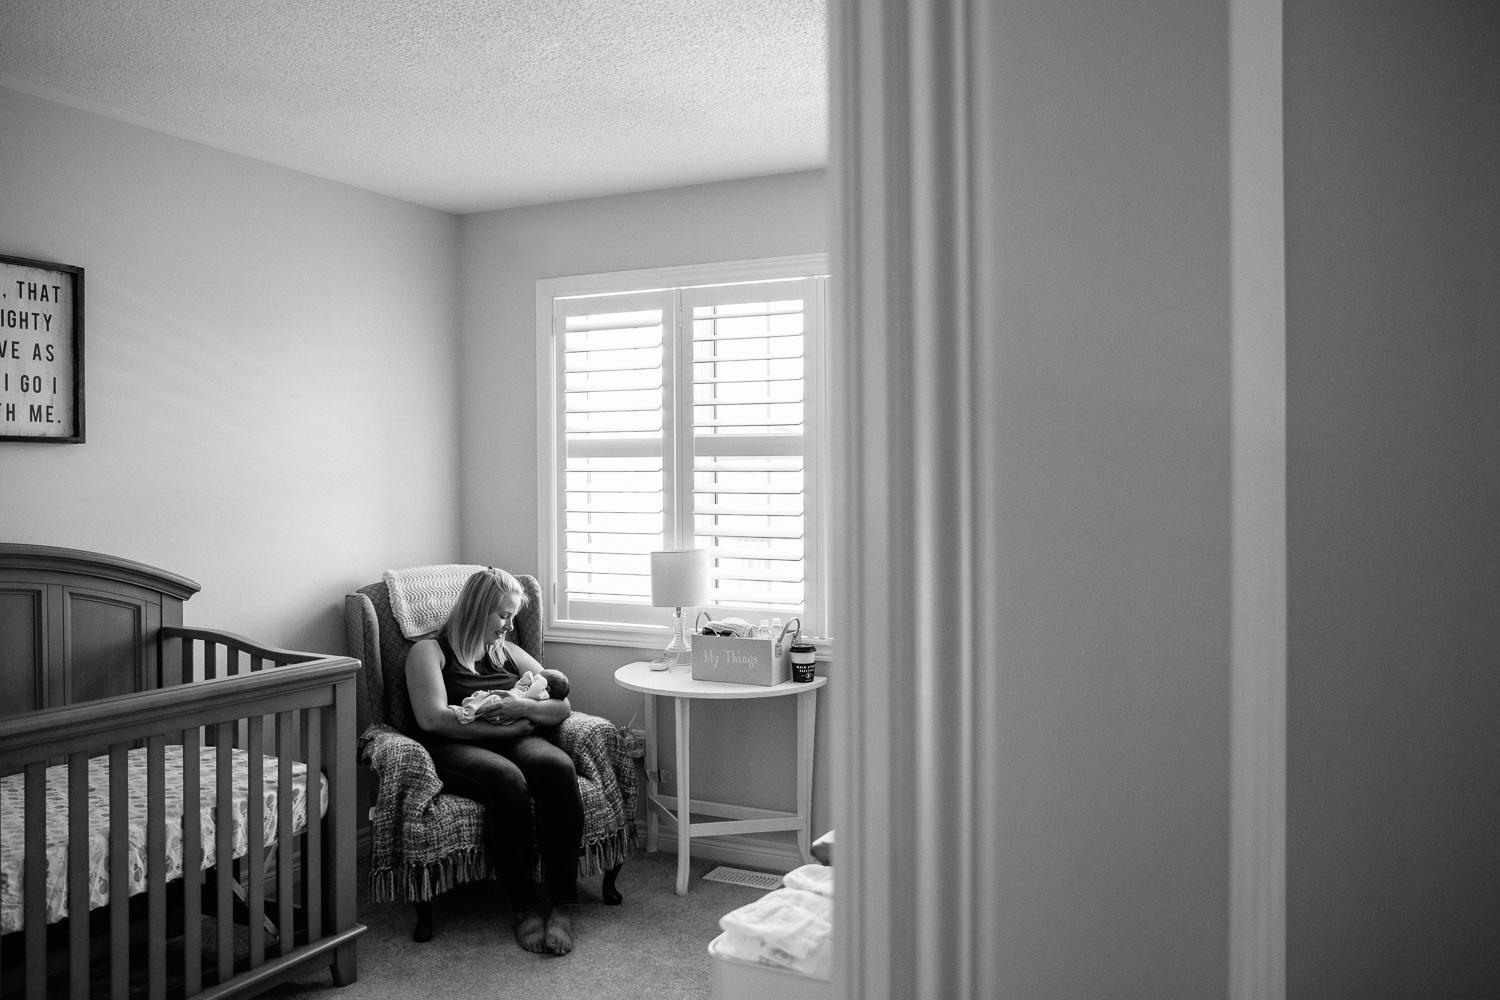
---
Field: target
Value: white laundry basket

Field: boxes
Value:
[709,933,835,1000]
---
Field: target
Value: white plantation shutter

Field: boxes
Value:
[682,279,815,616]
[556,290,674,626]
[542,261,827,638]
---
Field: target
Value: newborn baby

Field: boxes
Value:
[450,668,572,723]
[512,668,571,701]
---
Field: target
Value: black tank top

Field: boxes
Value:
[434,635,522,706]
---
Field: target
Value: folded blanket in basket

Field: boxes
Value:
[782,863,833,897]
[383,564,487,639]
[718,887,833,980]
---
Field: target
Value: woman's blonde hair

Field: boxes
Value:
[442,568,528,668]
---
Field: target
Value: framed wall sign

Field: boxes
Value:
[0,254,84,443]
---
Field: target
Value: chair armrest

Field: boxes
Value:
[554,712,639,843]
[553,711,618,759]
[359,723,445,815]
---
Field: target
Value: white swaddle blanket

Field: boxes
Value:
[717,872,834,980]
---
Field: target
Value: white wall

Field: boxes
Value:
[458,171,834,858]
[1284,1,1500,994]
[0,87,462,655]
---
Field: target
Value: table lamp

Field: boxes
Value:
[650,548,711,672]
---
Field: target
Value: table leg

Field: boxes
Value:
[644,694,658,853]
[675,696,691,895]
[796,688,818,863]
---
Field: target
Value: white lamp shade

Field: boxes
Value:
[650,549,711,608]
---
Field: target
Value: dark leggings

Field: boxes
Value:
[426,733,583,910]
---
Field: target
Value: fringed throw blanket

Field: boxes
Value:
[555,711,639,876]
[360,712,637,903]
[359,724,490,903]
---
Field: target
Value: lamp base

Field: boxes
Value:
[661,606,693,673]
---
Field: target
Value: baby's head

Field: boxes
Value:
[537,667,570,701]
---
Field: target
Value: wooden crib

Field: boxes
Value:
[0,544,364,999]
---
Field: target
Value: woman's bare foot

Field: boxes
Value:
[514,909,547,953]
[544,906,575,955]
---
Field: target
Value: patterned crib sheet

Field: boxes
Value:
[0,745,328,935]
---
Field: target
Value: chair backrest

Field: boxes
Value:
[347,570,543,737]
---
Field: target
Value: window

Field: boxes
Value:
[536,255,830,645]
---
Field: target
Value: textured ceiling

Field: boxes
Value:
[0,0,828,213]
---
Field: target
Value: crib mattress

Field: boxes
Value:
[0,745,328,935]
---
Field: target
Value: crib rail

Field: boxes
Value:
[159,627,326,685]
[0,645,363,1000]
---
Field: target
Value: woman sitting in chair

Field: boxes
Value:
[405,567,584,955]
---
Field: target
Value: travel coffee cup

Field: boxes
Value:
[790,640,817,682]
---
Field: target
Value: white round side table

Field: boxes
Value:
[613,661,828,895]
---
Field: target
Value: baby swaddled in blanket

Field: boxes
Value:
[451,668,571,724]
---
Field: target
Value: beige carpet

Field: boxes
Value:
[263,850,773,1000]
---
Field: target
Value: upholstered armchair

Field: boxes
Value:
[346,566,636,941]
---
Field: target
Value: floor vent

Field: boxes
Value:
[702,866,784,891]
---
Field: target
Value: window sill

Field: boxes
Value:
[543,621,835,661]
[543,622,671,652]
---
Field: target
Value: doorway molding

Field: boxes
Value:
[1228,1,1287,997]
[829,1,1287,997]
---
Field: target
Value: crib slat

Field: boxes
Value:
[24,761,46,1000]
[109,743,129,1000]
[181,634,195,684]
[276,711,295,956]
[204,642,217,681]
[147,736,167,1000]
[303,707,322,943]
[247,719,265,968]
[323,680,355,975]
[182,727,203,997]
[216,725,234,985]
[68,752,90,1000]
[160,633,177,687]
